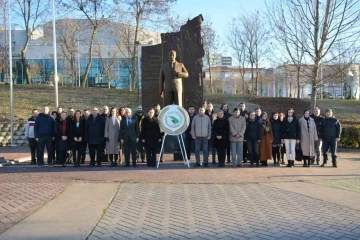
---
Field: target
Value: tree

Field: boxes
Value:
[13,0,50,84]
[119,0,176,91]
[228,18,247,94]
[267,0,360,110]
[0,0,8,83]
[60,0,117,87]
[202,19,221,94]
[95,44,119,88]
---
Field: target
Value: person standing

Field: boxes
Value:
[105,108,121,167]
[100,106,109,162]
[118,106,126,118]
[117,106,126,163]
[244,111,262,167]
[205,102,217,164]
[154,104,161,118]
[25,109,39,165]
[239,102,248,163]
[310,107,324,165]
[85,107,105,167]
[270,112,282,166]
[279,112,286,165]
[191,106,212,167]
[154,103,164,162]
[80,109,90,164]
[281,108,301,168]
[228,108,246,167]
[259,112,273,167]
[220,103,232,163]
[299,110,318,167]
[34,106,55,167]
[185,106,196,161]
[319,109,341,167]
[255,108,262,122]
[69,110,85,167]
[212,110,229,167]
[134,105,146,163]
[141,108,162,167]
[119,108,139,167]
[55,111,70,167]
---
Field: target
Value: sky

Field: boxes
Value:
[172,0,267,55]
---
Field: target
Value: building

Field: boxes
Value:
[0,19,160,88]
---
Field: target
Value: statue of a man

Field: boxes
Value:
[159,50,189,107]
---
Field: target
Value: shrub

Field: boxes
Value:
[340,125,360,148]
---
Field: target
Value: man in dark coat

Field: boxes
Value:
[205,102,217,164]
[319,109,341,167]
[220,103,232,163]
[185,106,196,161]
[310,107,325,165]
[85,107,105,167]
[34,106,55,167]
[134,105,146,163]
[100,106,109,162]
[119,108,140,167]
[239,102,249,162]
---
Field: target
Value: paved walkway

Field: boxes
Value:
[0,149,359,239]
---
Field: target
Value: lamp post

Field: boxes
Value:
[136,42,142,103]
[52,0,59,108]
[8,0,16,147]
[77,37,80,87]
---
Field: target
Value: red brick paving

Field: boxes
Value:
[0,174,72,233]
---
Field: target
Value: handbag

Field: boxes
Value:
[295,143,303,161]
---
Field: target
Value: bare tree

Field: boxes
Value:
[228,18,248,94]
[13,0,50,84]
[95,44,119,88]
[120,0,176,91]
[60,0,117,87]
[267,0,360,110]
[0,0,8,83]
[202,19,221,94]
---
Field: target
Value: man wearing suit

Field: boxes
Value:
[119,108,139,167]
[159,50,189,107]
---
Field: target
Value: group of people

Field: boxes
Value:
[25,102,341,169]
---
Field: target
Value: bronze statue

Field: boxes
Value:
[159,50,189,107]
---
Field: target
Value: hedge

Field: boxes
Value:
[340,126,360,148]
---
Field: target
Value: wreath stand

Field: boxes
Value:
[157,133,190,168]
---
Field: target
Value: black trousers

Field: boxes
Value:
[216,147,226,164]
[81,141,88,163]
[124,140,137,166]
[56,139,68,165]
[247,140,259,165]
[272,146,281,163]
[137,141,146,161]
[185,133,194,160]
[322,139,337,163]
[72,142,83,164]
[243,141,248,161]
[28,138,38,163]
[226,139,231,160]
[146,147,157,167]
[37,136,53,165]
[52,139,57,163]
[89,144,102,165]
[101,140,108,162]
[208,137,216,162]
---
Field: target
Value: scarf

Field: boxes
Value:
[304,116,310,133]
[261,119,270,134]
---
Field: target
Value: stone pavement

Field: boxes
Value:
[0,174,72,234]
[88,183,360,240]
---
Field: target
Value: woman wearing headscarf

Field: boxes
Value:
[299,110,318,167]
[259,112,273,166]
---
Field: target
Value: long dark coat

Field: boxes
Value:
[68,120,85,146]
[140,116,162,149]
[271,120,282,145]
[85,114,105,145]
[54,119,70,151]
[212,117,229,148]
[259,120,273,161]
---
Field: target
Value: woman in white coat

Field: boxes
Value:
[105,108,121,166]
[299,110,318,167]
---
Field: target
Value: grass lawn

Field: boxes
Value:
[0,85,359,126]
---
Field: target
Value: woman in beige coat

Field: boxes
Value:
[299,110,318,167]
[105,108,121,166]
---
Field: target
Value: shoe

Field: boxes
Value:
[123,164,130,167]
[227,159,230,164]
[212,160,216,164]
[237,164,242,167]
[97,164,102,167]
[232,164,237,168]
[61,164,65,167]
[256,164,260,167]
[133,164,137,167]
[204,163,208,168]
[48,164,54,168]
[321,163,327,167]
[249,164,254,167]
[243,160,248,163]
[30,162,36,165]
[332,161,337,168]
[286,161,291,167]
[316,159,320,165]
[303,160,307,167]
[160,160,164,163]
[217,164,222,168]
[194,163,201,167]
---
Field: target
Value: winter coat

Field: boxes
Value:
[191,114,212,138]
[119,116,139,142]
[223,111,232,121]
[104,116,121,154]
[244,120,262,141]
[185,113,196,136]
[212,117,229,148]
[54,119,70,151]
[240,110,248,117]
[140,117,162,149]
[228,115,246,142]
[68,119,85,146]
[85,114,105,145]
[259,120,273,161]
[282,118,301,140]
[310,114,325,137]
[299,117,318,157]
[319,117,341,140]
[25,117,36,138]
[271,120,282,145]
[34,113,55,138]
[205,110,217,123]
